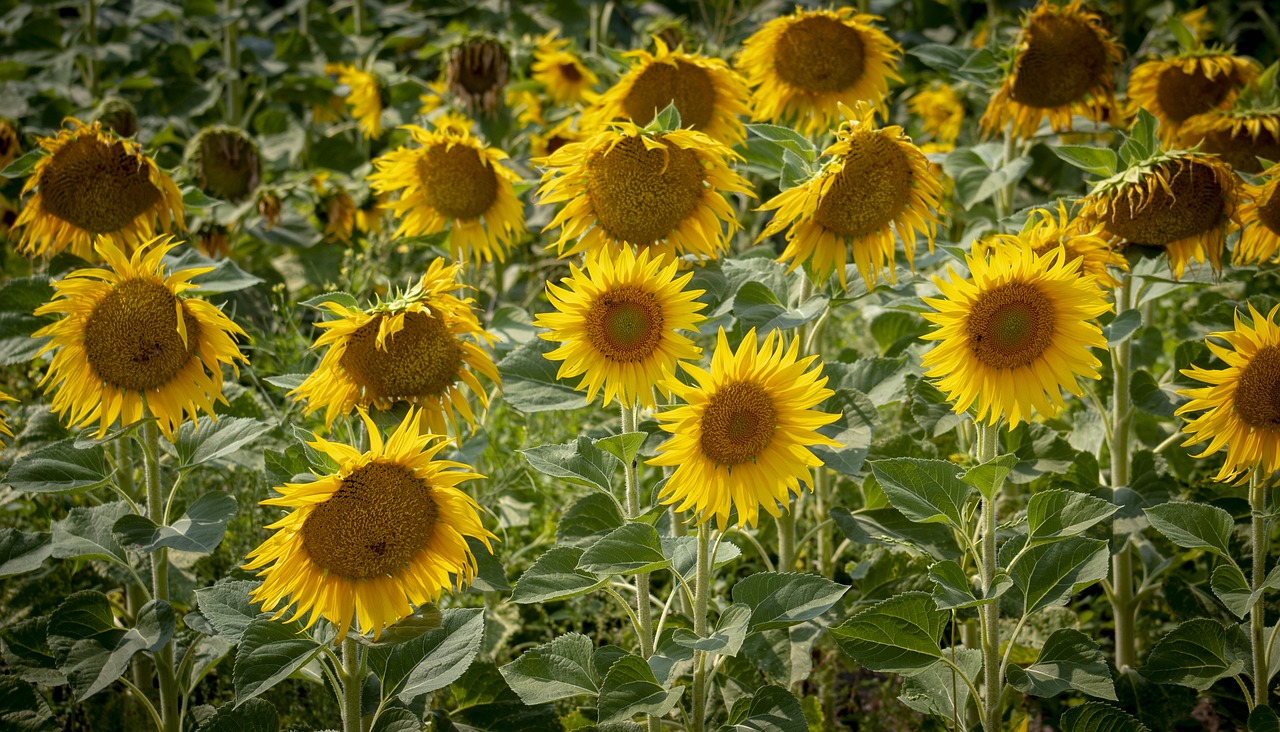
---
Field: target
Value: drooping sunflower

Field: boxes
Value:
[1076,153,1240,278]
[1176,304,1280,482]
[291,259,499,438]
[312,172,357,244]
[980,0,1123,140]
[1178,108,1280,174]
[975,203,1127,288]
[648,328,841,529]
[244,408,496,641]
[325,63,384,139]
[531,32,598,105]
[757,103,943,291]
[1126,51,1259,143]
[0,118,20,173]
[0,195,17,240]
[94,97,138,138]
[185,126,262,203]
[921,243,1111,428]
[257,188,283,231]
[370,116,525,264]
[1237,162,1280,264]
[33,236,248,439]
[0,391,15,444]
[533,246,706,409]
[537,122,752,262]
[908,83,965,148]
[583,38,752,146]
[445,36,511,116]
[737,8,901,136]
[13,119,184,260]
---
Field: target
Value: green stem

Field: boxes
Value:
[977,421,1000,732]
[342,636,363,732]
[1110,278,1137,672]
[994,127,1016,230]
[622,403,659,732]
[142,421,179,732]
[776,511,796,572]
[691,521,711,732]
[84,0,98,99]
[1253,469,1269,709]
[223,0,241,124]
[353,0,365,36]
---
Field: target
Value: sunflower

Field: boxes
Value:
[648,328,840,528]
[244,408,496,641]
[908,83,965,147]
[980,0,1123,140]
[325,63,383,139]
[1076,153,1240,278]
[370,117,524,264]
[532,32,598,105]
[185,126,262,203]
[0,391,15,444]
[533,246,706,409]
[921,243,1111,428]
[418,79,449,117]
[530,116,584,158]
[33,236,247,439]
[1126,51,1258,142]
[975,203,1127,288]
[0,195,17,240]
[537,122,751,262]
[312,173,357,244]
[291,259,499,439]
[1178,109,1280,174]
[445,36,510,116]
[257,188,283,231]
[757,103,943,290]
[94,97,138,139]
[737,8,901,136]
[1237,163,1280,264]
[1177,304,1280,482]
[0,118,20,173]
[13,119,184,260]
[583,38,752,146]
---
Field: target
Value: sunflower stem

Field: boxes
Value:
[621,403,659,732]
[353,0,365,37]
[691,520,712,732]
[1109,277,1138,672]
[977,421,1001,732]
[142,421,179,732]
[341,635,364,732]
[223,0,242,125]
[995,126,1016,231]
[84,0,98,99]
[1252,469,1269,709]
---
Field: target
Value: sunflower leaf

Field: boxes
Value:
[192,698,279,732]
[174,417,273,469]
[511,546,606,604]
[499,632,599,705]
[596,654,683,724]
[1026,489,1119,542]
[731,572,848,631]
[0,148,45,178]
[113,493,237,554]
[1005,536,1110,616]
[394,608,486,702]
[497,339,584,413]
[1061,702,1150,732]
[0,529,52,578]
[1006,629,1117,700]
[233,619,325,704]
[520,436,615,492]
[577,523,668,576]
[828,591,946,675]
[5,439,112,494]
[1144,501,1235,558]
[1141,618,1249,690]
[869,458,974,530]
[1053,145,1118,178]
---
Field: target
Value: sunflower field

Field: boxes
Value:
[3,0,1280,730]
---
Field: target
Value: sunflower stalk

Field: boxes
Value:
[977,420,1001,732]
[84,0,98,99]
[141,420,180,732]
[1251,469,1269,708]
[691,521,712,732]
[1109,277,1138,672]
[341,635,364,732]
[223,0,242,125]
[620,404,656,662]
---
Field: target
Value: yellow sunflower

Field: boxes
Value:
[530,117,585,158]
[908,83,965,147]
[1178,109,1280,174]
[1237,162,1280,264]
[533,246,706,409]
[244,408,496,641]
[13,119,184,260]
[737,8,901,136]
[1126,51,1259,143]
[325,63,383,139]
[370,116,525,264]
[291,259,499,438]
[1076,153,1240,278]
[975,203,1127,288]
[537,122,752,262]
[0,391,14,444]
[532,32,598,105]
[583,38,752,146]
[312,172,357,244]
[0,195,17,240]
[1177,304,1280,482]
[980,0,1123,140]
[506,88,545,127]
[33,236,247,439]
[0,118,20,173]
[921,242,1111,428]
[648,328,840,529]
[419,79,449,117]
[757,103,943,291]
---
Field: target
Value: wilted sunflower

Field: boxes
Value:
[0,391,14,444]
[1127,51,1258,142]
[980,0,1123,139]
[257,188,283,231]
[13,119,184,260]
[532,32,598,105]
[0,118,20,172]
[538,122,751,262]
[1077,153,1240,277]
[371,117,525,263]
[1177,304,1280,482]
[908,83,965,147]
[94,97,138,139]
[737,8,901,136]
[1237,162,1280,264]
[921,243,1111,428]
[244,408,496,641]
[0,196,16,240]
[975,203,1127,288]
[325,63,384,139]
[757,104,943,290]
[648,328,840,528]
[530,117,584,158]
[534,246,706,409]
[1178,108,1280,174]
[584,38,752,145]
[195,223,231,259]
[185,126,261,203]
[33,236,247,439]
[291,259,499,438]
[312,173,357,243]
[446,36,511,116]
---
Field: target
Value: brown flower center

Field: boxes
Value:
[194,130,261,203]
[558,62,584,83]
[773,15,867,94]
[1192,120,1280,174]
[339,311,463,404]
[1259,182,1280,235]
[1102,160,1226,246]
[699,380,777,466]
[967,282,1057,369]
[584,285,665,362]
[418,142,499,220]
[84,278,200,391]
[623,60,716,131]
[812,131,913,238]
[1010,11,1108,109]
[1154,65,1241,125]
[586,135,705,246]
[1235,345,1280,432]
[40,133,162,234]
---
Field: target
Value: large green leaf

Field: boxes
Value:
[1007,537,1110,615]
[1006,629,1117,700]
[395,608,486,702]
[48,593,174,701]
[928,560,1011,610]
[1144,502,1235,557]
[232,619,324,703]
[0,529,52,578]
[830,507,960,560]
[868,458,973,529]
[0,676,58,732]
[194,698,279,732]
[194,579,262,645]
[943,143,1033,209]
[174,417,273,469]
[1027,490,1119,543]
[1061,703,1151,732]
[828,592,946,675]
[5,439,111,493]
[511,546,606,604]
[1141,618,1249,690]
[731,573,848,631]
[520,436,616,492]
[596,654,683,724]
[722,684,807,732]
[961,454,1019,500]
[50,502,132,566]
[672,603,751,657]
[577,523,668,576]
[1212,564,1280,620]
[899,648,982,721]
[556,493,625,549]
[498,632,598,705]
[113,492,237,554]
[497,340,584,413]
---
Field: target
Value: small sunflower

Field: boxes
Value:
[195,223,231,259]
[244,408,497,641]
[533,246,706,409]
[33,236,247,439]
[370,117,525,264]
[94,97,138,139]
[1237,162,1280,264]
[537,122,752,262]
[737,8,901,136]
[975,203,1127,288]
[312,173,357,244]
[1178,108,1280,174]
[185,126,262,203]
[257,188,283,231]
[648,328,840,529]
[980,0,1123,140]
[13,119,184,260]
[325,63,384,139]
[445,36,511,116]
[291,259,499,438]
[757,103,943,290]
[583,38,752,145]
[1076,153,1240,278]
[530,117,585,158]
[419,79,449,117]
[532,32,598,105]
[506,88,545,127]
[0,118,20,173]
[1126,51,1259,142]
[0,391,15,444]
[908,83,965,147]
[1177,304,1280,482]
[921,243,1111,428]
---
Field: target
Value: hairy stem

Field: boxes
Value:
[342,636,363,732]
[977,421,1000,732]
[1253,469,1269,708]
[622,404,659,732]
[1110,278,1137,672]
[142,422,179,732]
[691,522,711,732]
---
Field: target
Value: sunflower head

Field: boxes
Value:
[244,408,496,641]
[908,83,965,147]
[33,235,247,439]
[13,119,185,260]
[530,116,584,158]
[980,0,1123,139]
[312,172,357,244]
[325,63,384,139]
[0,118,20,172]
[737,8,902,136]
[257,187,283,231]
[975,203,1127,288]
[185,126,261,203]
[532,31,598,105]
[758,103,943,290]
[1126,50,1259,142]
[1237,162,1280,265]
[195,223,232,259]
[1177,304,1280,483]
[1178,108,1280,174]
[0,391,16,445]
[921,242,1112,428]
[94,97,138,138]
[445,36,511,116]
